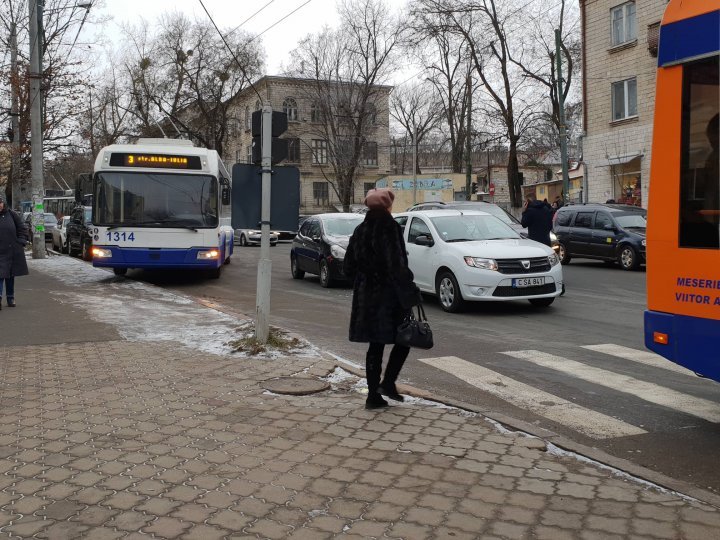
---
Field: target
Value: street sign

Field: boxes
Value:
[230,163,300,232]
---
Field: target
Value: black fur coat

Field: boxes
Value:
[344,209,420,344]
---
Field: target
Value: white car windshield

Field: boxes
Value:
[430,215,520,243]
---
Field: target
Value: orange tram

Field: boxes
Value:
[645,1,720,377]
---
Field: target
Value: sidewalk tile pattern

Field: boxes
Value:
[0,340,718,539]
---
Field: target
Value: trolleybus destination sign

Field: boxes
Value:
[108,152,203,170]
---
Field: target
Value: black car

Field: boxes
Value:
[67,206,94,261]
[553,203,647,270]
[290,213,365,287]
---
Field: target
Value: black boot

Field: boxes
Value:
[379,345,409,402]
[365,344,388,410]
[7,298,15,307]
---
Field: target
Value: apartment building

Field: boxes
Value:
[581,0,667,207]
[224,76,392,214]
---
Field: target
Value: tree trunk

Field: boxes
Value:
[507,137,521,208]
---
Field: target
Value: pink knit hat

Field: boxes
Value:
[363,188,395,210]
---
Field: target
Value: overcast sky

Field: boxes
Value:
[98,0,413,81]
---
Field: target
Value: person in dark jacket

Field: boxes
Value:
[521,195,553,246]
[344,188,421,409]
[0,194,29,309]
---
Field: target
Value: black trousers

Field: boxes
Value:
[365,342,410,395]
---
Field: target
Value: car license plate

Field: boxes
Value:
[512,277,546,288]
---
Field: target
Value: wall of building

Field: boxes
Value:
[224,77,392,214]
[582,0,666,208]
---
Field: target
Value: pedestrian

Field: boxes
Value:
[344,188,422,409]
[0,194,29,310]
[521,194,553,246]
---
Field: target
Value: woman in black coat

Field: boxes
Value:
[344,189,421,409]
[0,195,29,310]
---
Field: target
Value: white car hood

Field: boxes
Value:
[444,238,553,258]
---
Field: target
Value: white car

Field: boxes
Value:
[52,216,71,253]
[234,229,279,246]
[394,210,563,312]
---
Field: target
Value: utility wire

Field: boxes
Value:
[247,0,314,45]
[197,0,263,103]
[229,0,276,34]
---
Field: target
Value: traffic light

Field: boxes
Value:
[471,182,478,194]
[251,110,289,165]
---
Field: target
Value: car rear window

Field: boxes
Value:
[574,212,594,228]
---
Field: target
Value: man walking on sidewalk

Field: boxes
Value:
[0,194,29,309]
[521,194,554,247]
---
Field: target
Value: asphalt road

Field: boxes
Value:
[129,242,720,496]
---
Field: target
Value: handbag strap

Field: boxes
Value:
[415,304,427,322]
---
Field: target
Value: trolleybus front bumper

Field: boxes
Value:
[91,246,225,270]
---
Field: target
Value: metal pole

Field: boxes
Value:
[9,23,21,209]
[466,71,472,200]
[29,0,46,258]
[255,104,273,343]
[412,124,417,205]
[555,29,570,203]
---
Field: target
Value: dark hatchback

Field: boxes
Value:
[553,203,647,270]
[66,206,94,261]
[290,213,365,287]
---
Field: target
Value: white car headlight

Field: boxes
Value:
[330,244,346,258]
[463,257,498,271]
[641,239,646,247]
[548,253,559,267]
[550,231,558,242]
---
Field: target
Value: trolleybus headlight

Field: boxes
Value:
[92,247,112,258]
[197,249,220,260]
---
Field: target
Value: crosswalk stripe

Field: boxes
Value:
[417,356,646,439]
[502,350,720,424]
[581,344,692,376]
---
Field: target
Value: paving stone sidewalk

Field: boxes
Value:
[0,257,719,539]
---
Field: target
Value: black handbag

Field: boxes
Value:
[396,304,434,350]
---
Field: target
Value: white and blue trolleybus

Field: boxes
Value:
[90,139,233,277]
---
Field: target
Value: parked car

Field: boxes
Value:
[51,216,71,253]
[234,229,279,246]
[290,213,365,287]
[552,203,647,271]
[24,212,58,243]
[394,209,563,312]
[66,206,94,260]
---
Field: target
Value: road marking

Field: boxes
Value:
[502,350,720,424]
[581,344,693,376]
[417,356,646,439]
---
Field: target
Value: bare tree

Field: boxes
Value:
[0,0,104,204]
[287,0,399,211]
[120,13,264,156]
[390,82,443,174]
[405,9,471,174]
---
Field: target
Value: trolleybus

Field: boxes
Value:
[90,138,233,277]
[645,0,720,379]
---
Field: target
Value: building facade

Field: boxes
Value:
[225,76,392,214]
[581,0,667,207]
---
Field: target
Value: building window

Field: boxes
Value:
[363,182,375,195]
[313,182,329,206]
[611,78,637,121]
[245,106,251,130]
[611,1,636,46]
[362,141,378,166]
[255,99,262,111]
[311,139,328,164]
[246,145,252,164]
[235,149,242,163]
[310,102,321,123]
[366,103,377,125]
[287,137,300,163]
[283,98,298,121]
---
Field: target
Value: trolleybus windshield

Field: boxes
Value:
[94,172,218,228]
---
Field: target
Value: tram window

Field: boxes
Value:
[679,56,719,249]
